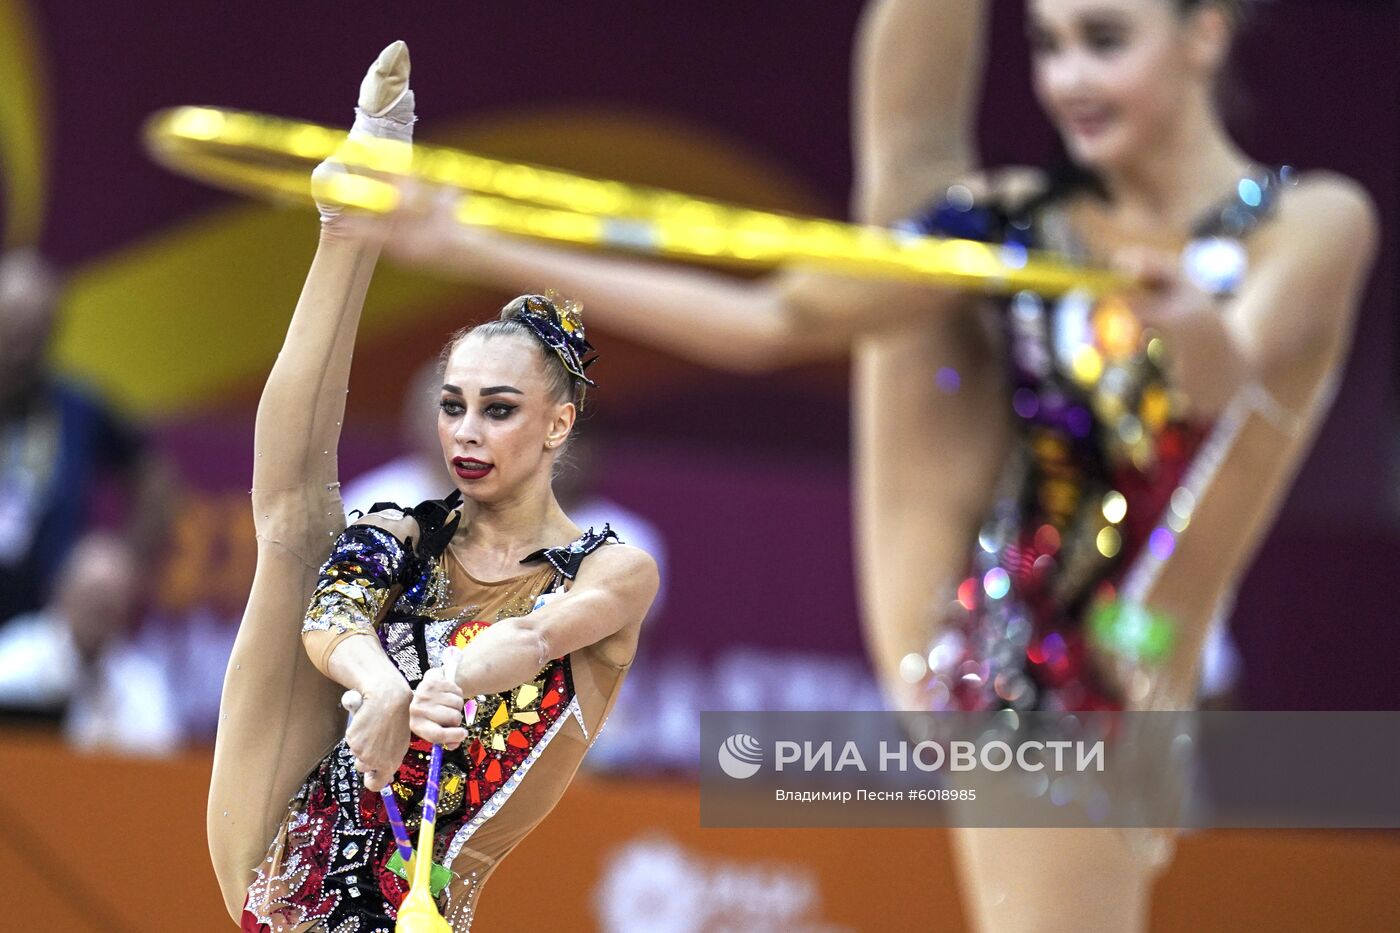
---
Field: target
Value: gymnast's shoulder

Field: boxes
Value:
[582,537,663,588]
[574,540,659,602]
[1269,170,1379,250]
[1247,170,1380,298]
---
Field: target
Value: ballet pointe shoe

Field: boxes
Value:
[359,40,411,119]
[316,41,416,223]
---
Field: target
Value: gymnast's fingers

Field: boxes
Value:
[363,767,391,793]
[413,716,468,750]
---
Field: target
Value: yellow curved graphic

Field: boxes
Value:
[0,0,49,247]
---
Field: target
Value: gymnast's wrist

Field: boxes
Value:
[357,672,412,710]
[449,657,493,701]
[447,659,473,696]
[326,641,411,706]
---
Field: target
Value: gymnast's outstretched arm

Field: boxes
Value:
[369,1,991,372]
[206,42,414,921]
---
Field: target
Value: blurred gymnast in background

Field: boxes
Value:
[371,1,1377,929]
[207,44,656,930]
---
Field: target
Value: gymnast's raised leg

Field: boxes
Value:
[205,42,414,920]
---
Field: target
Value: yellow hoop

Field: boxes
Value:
[144,106,1128,296]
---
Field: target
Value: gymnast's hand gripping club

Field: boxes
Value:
[340,688,415,865]
[342,663,476,931]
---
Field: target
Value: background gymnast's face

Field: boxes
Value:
[437,333,574,503]
[1027,0,1229,172]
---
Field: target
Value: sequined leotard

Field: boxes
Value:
[242,521,629,932]
[905,168,1291,713]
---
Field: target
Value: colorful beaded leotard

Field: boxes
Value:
[904,168,1292,713]
[242,511,624,932]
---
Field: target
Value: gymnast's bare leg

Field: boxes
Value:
[206,42,413,920]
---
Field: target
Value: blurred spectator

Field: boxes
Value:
[54,532,179,752]
[0,249,177,751]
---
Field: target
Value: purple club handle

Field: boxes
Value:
[422,744,444,828]
[379,786,413,863]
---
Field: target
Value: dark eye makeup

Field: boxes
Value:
[438,397,517,419]
[1082,17,1130,53]
[1027,10,1132,57]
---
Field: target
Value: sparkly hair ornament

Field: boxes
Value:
[512,292,597,387]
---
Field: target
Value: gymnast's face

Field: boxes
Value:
[1028,0,1230,170]
[437,332,574,503]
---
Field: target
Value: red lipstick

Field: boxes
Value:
[453,457,493,480]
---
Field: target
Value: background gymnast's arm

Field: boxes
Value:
[359,0,992,371]
[1119,176,1379,419]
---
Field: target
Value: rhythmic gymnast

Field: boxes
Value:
[207,42,657,931]
[369,2,1378,929]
